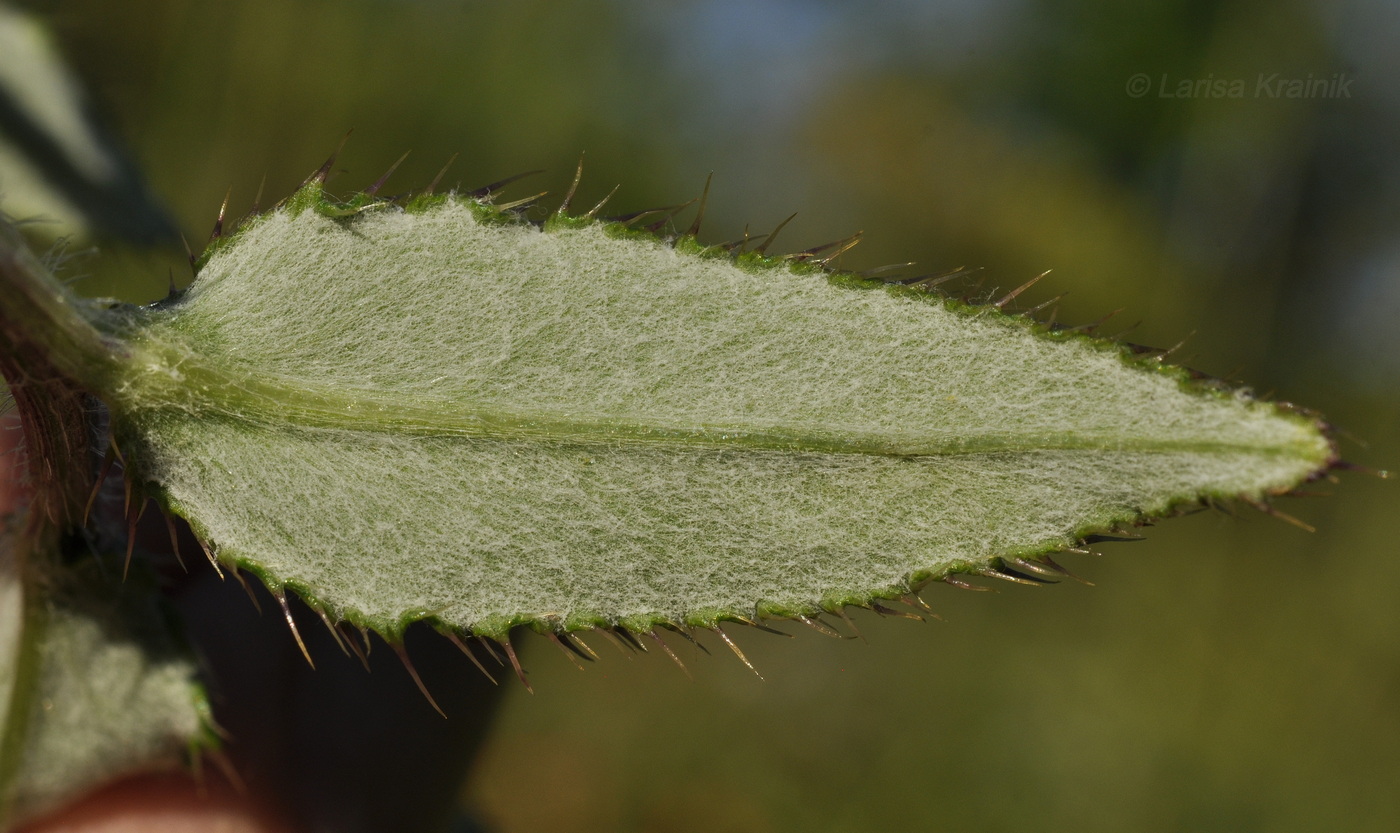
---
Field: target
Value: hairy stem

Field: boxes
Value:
[0,224,125,398]
[0,531,49,826]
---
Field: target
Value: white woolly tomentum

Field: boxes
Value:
[78,185,1333,640]
[0,560,208,823]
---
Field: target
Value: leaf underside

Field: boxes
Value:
[0,549,210,826]
[98,187,1332,641]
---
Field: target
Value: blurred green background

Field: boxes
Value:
[5,0,1398,830]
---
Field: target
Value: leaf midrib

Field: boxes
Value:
[117,344,1321,462]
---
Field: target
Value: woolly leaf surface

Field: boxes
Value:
[0,543,212,826]
[100,191,1332,638]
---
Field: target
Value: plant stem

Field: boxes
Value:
[0,221,126,401]
[0,223,109,528]
[0,530,50,826]
[0,221,101,820]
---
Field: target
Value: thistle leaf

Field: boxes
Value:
[73,187,1335,639]
[0,541,213,826]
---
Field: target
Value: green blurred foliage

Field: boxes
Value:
[9,0,1397,829]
